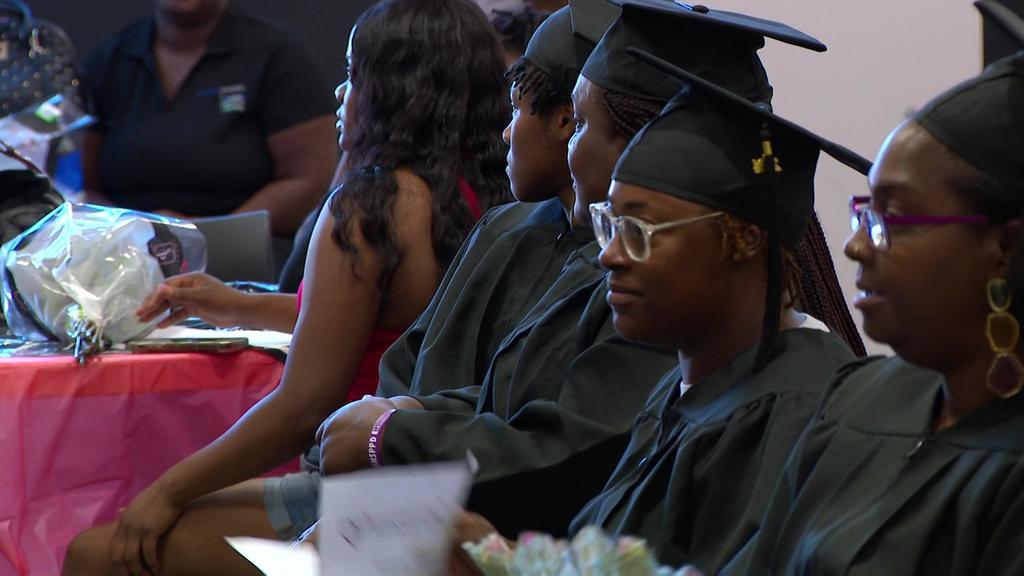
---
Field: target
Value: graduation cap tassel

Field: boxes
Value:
[753,122,783,371]
[756,233,784,371]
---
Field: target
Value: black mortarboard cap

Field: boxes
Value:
[524,3,616,84]
[911,2,1024,195]
[977,0,1024,48]
[569,0,621,45]
[616,47,871,369]
[582,0,827,104]
[616,48,871,247]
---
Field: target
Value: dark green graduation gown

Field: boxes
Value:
[571,327,855,573]
[378,198,591,398]
[379,246,678,537]
[728,356,1024,576]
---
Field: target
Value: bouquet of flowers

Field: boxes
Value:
[462,526,702,576]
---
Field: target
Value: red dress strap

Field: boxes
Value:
[458,177,482,221]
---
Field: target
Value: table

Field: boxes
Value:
[0,348,291,576]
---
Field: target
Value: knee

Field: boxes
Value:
[62,525,113,576]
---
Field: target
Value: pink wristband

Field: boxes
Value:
[367,409,396,467]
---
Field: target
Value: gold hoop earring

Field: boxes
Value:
[986,278,1024,398]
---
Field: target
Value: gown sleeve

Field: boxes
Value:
[381,323,677,537]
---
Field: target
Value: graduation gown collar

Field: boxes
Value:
[672,328,843,425]
[840,357,1024,453]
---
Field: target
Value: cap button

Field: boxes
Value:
[692,4,710,13]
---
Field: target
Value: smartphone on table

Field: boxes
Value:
[127,337,249,354]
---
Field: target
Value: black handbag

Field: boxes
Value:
[0,0,82,116]
[0,140,63,245]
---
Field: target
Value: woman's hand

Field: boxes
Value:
[109,483,184,575]
[452,511,501,548]
[136,272,248,328]
[447,545,485,576]
[446,511,501,576]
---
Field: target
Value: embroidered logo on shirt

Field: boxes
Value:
[218,84,247,113]
[0,41,9,61]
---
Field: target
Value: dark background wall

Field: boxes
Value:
[984,0,1024,63]
[26,0,377,86]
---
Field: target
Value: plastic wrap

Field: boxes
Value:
[0,94,93,174]
[0,203,206,347]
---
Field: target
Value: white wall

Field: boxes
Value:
[707,0,983,354]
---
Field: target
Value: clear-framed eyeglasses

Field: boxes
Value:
[848,196,989,251]
[589,201,723,262]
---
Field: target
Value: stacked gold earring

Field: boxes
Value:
[986,278,1024,398]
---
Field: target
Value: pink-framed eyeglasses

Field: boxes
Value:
[849,196,989,250]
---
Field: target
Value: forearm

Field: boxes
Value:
[236,292,299,332]
[154,388,320,505]
[233,177,322,234]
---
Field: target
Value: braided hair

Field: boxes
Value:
[601,89,665,139]
[719,211,865,356]
[506,57,573,115]
[793,216,867,355]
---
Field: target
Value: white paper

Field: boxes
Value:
[226,538,319,576]
[318,461,473,576]
[146,325,292,352]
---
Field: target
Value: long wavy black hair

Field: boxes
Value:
[331,0,511,291]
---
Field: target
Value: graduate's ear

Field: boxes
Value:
[719,214,765,263]
[550,101,576,143]
[993,218,1022,279]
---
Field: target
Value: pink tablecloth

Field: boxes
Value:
[0,349,291,576]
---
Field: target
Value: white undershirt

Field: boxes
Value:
[678,313,830,397]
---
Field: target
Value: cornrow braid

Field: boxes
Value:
[601,89,665,139]
[506,57,573,115]
[793,214,867,356]
[719,213,866,357]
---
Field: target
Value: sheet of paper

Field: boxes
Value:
[146,325,292,352]
[226,538,319,576]
[318,461,473,576]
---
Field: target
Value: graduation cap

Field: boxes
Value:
[910,2,1024,197]
[569,0,621,45]
[524,1,618,85]
[977,0,1024,48]
[615,47,871,369]
[581,0,827,104]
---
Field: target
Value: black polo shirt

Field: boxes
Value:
[81,5,336,216]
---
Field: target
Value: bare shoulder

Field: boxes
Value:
[392,169,433,209]
[391,168,434,245]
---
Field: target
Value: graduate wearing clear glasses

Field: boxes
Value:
[561,55,870,570]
